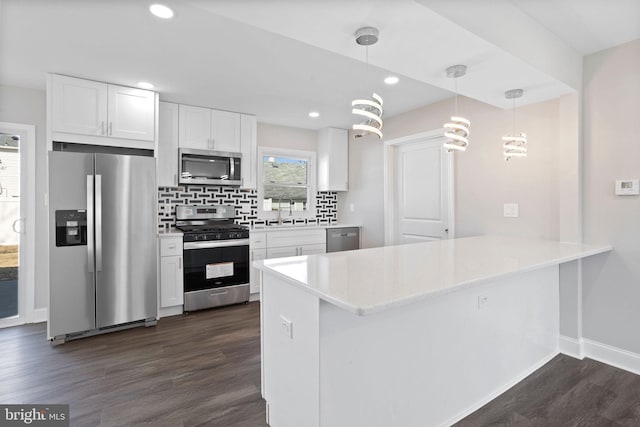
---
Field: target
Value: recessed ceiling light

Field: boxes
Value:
[149,4,174,19]
[384,76,399,85]
[309,111,320,118]
[137,81,154,90]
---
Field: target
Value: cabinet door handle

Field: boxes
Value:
[108,122,113,136]
[173,173,177,186]
[178,257,182,269]
[101,121,105,135]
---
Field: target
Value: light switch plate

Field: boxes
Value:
[615,179,639,195]
[279,315,293,339]
[503,203,519,218]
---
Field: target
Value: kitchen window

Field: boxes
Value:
[257,147,316,221]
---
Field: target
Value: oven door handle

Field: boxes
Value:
[183,239,250,250]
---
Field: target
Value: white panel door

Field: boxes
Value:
[52,75,107,136]
[394,140,450,244]
[179,105,212,150]
[107,85,155,141]
[160,255,183,307]
[211,110,241,153]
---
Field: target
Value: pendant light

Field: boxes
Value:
[352,27,384,139]
[443,65,470,152]
[502,89,527,161]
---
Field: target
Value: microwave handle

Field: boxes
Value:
[230,157,235,179]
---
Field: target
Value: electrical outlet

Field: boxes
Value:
[279,315,293,339]
[478,295,490,310]
[503,203,519,218]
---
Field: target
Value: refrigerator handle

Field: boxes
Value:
[95,174,103,272]
[87,175,95,273]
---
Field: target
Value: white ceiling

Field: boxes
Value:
[511,0,640,55]
[0,0,637,131]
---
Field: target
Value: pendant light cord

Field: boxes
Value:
[454,77,458,115]
[512,97,516,135]
[366,46,370,89]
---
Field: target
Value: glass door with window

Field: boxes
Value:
[0,133,20,322]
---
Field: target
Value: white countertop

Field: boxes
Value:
[251,223,361,232]
[157,227,183,237]
[254,235,612,316]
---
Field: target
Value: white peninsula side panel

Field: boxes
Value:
[261,273,320,427]
[261,266,558,427]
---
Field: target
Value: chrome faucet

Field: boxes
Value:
[276,195,293,225]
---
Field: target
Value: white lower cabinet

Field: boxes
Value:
[266,246,298,259]
[159,236,184,312]
[299,243,327,256]
[250,228,326,299]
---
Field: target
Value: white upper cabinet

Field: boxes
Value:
[178,104,241,153]
[317,127,348,191]
[107,85,156,141]
[49,74,157,149]
[240,114,257,189]
[211,109,241,153]
[157,102,180,187]
[52,75,108,136]
[178,104,212,150]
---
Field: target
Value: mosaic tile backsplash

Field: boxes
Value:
[158,186,337,230]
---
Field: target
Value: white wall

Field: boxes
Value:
[339,95,578,248]
[582,39,640,354]
[257,122,316,151]
[0,85,48,310]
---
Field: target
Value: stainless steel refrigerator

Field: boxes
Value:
[47,151,157,341]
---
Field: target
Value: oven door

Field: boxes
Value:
[183,239,249,292]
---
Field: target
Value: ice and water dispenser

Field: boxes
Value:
[55,210,87,247]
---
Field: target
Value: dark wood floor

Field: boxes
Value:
[1,302,639,426]
[456,353,640,427]
[0,302,267,427]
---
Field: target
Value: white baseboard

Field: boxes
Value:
[31,307,47,324]
[441,351,558,427]
[582,338,640,376]
[559,335,584,359]
[249,293,261,302]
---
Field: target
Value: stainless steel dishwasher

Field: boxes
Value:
[326,227,360,252]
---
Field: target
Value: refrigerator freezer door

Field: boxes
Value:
[94,154,157,328]
[48,152,96,338]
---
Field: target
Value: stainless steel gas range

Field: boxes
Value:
[175,205,250,311]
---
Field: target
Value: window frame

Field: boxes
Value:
[257,146,317,221]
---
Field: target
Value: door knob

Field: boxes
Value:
[12,217,25,234]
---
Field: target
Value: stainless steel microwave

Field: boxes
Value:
[179,148,242,186]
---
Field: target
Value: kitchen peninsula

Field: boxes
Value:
[255,236,611,427]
